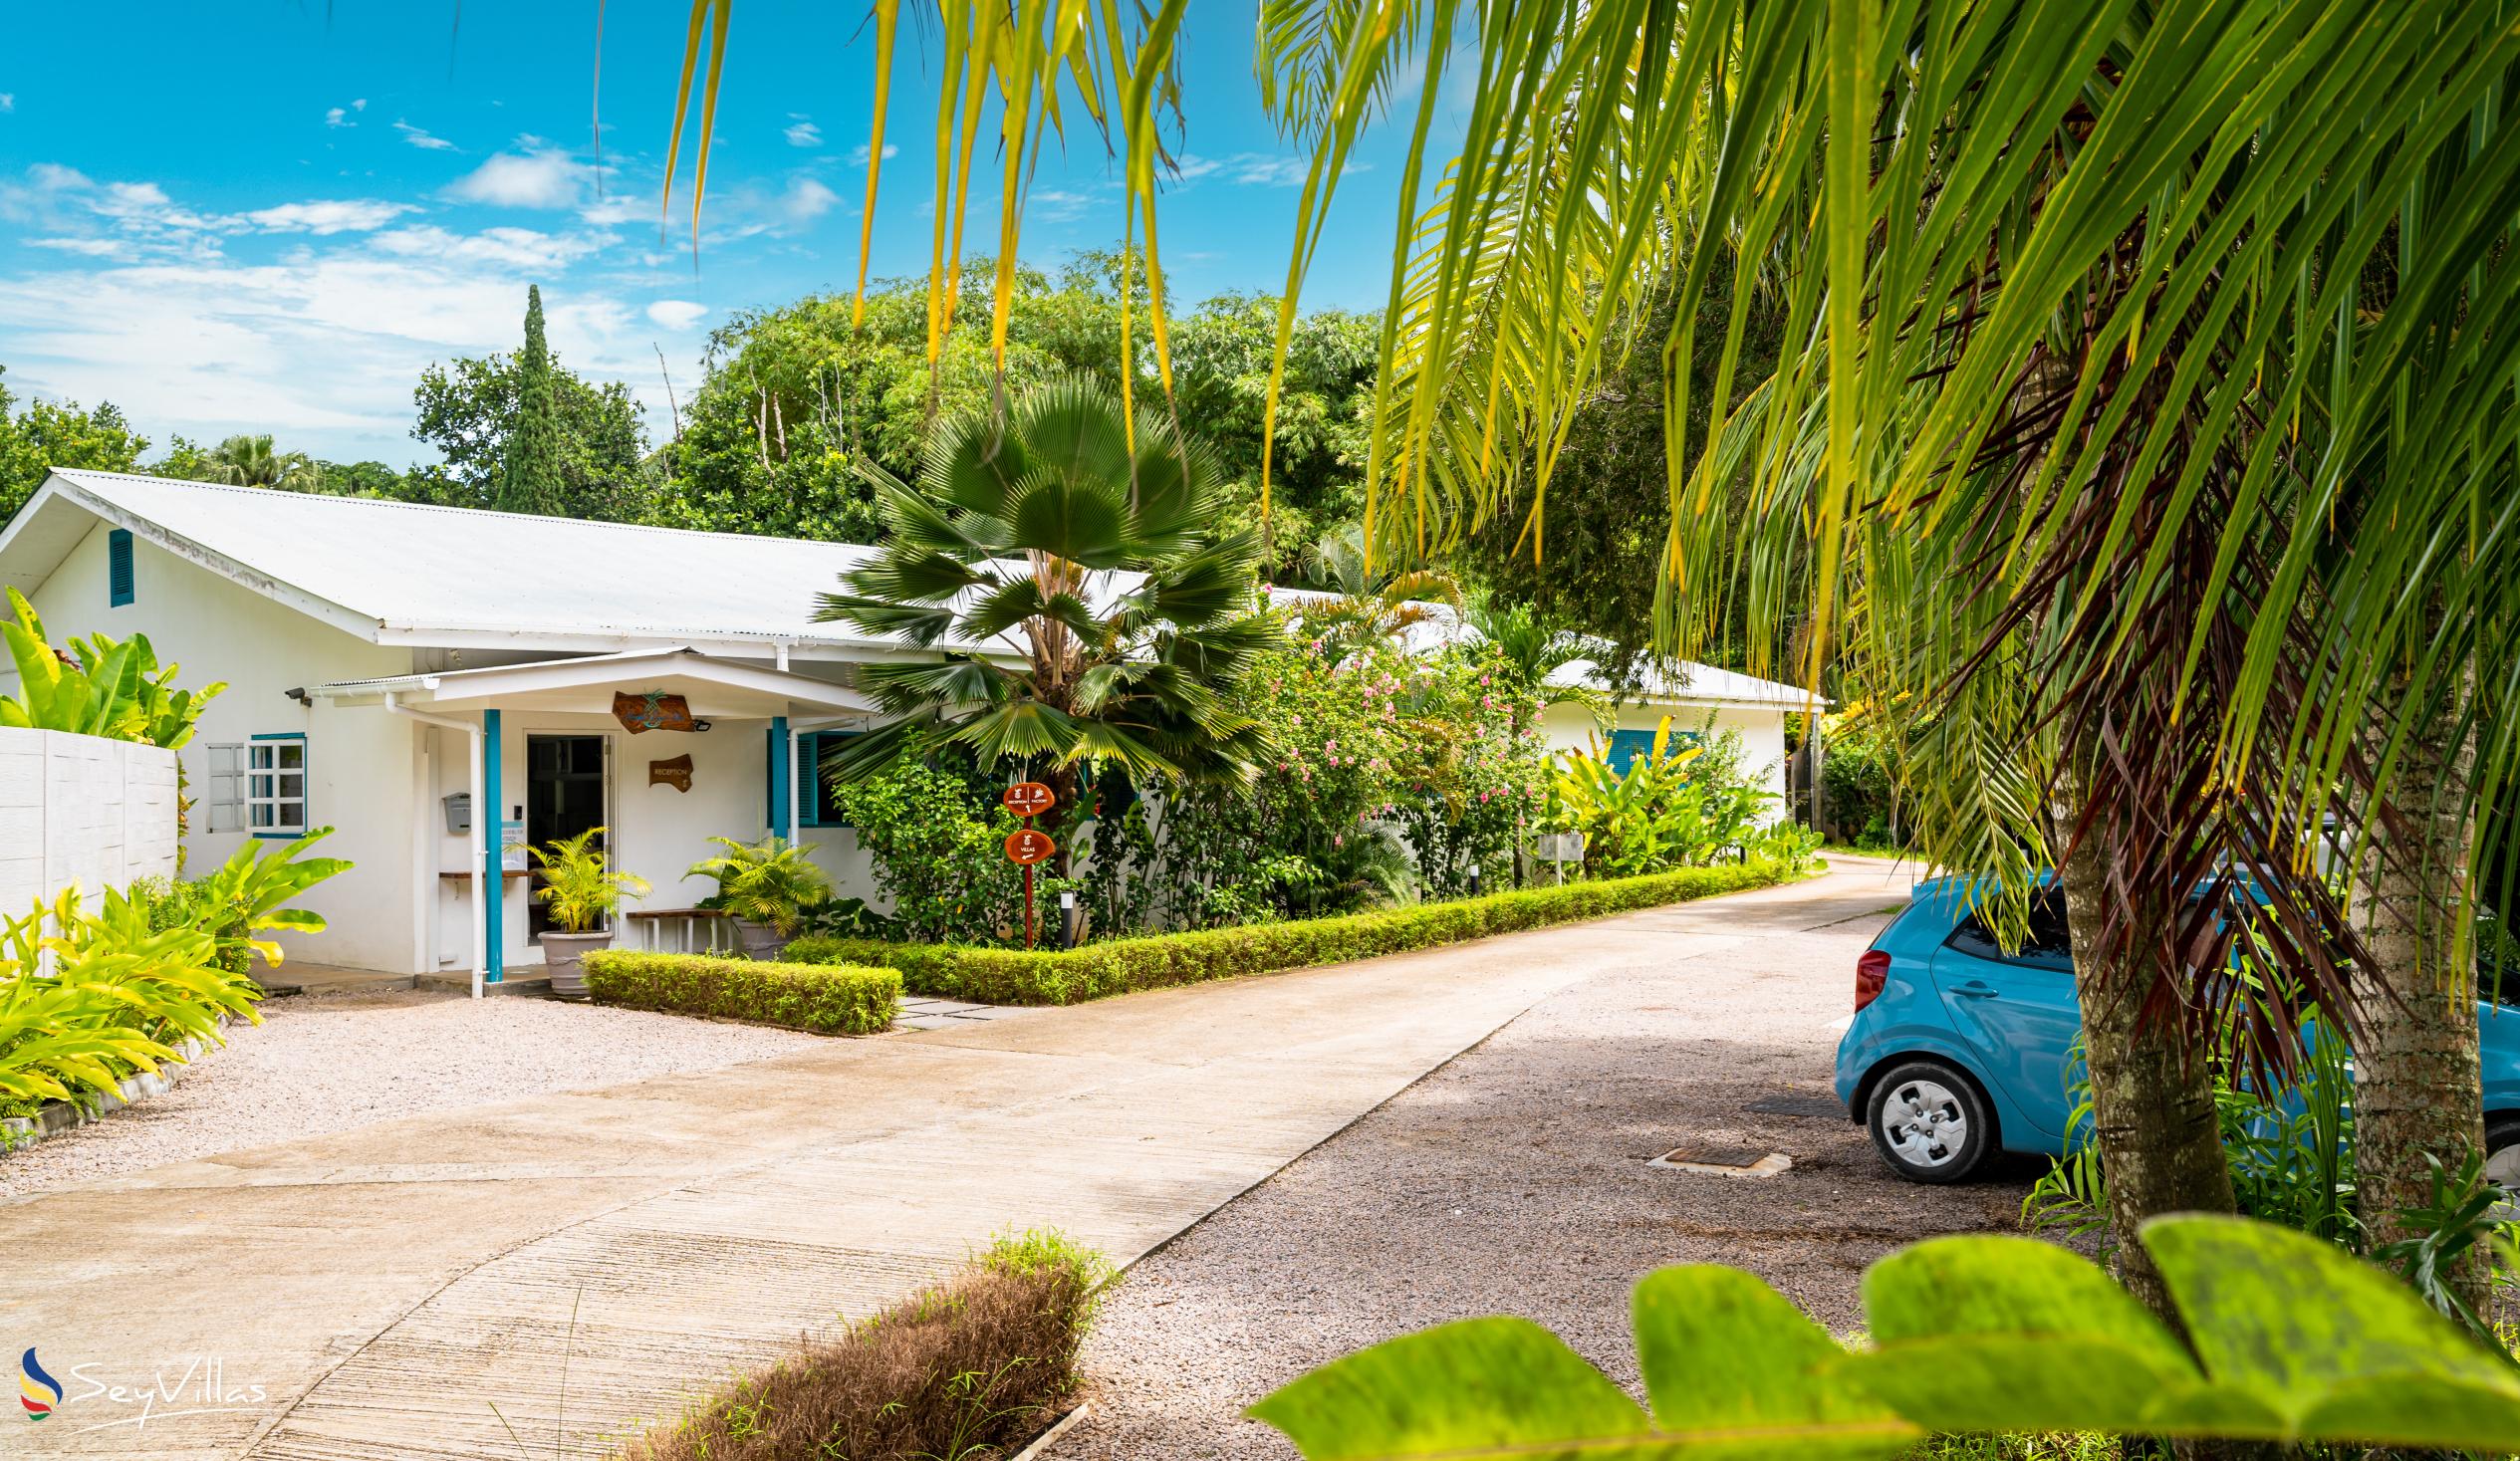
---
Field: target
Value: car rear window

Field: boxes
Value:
[1944,886,2075,972]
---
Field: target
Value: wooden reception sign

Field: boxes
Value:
[648,754,694,792]
[1001,782,1055,818]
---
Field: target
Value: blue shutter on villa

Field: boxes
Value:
[794,731,863,828]
[1607,729,1655,774]
[108,530,134,607]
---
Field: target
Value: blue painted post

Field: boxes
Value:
[769,715,792,842]
[483,708,503,985]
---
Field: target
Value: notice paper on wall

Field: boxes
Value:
[500,820,528,872]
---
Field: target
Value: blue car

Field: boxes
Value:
[1835,876,2520,1183]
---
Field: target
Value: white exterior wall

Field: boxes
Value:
[1538,701,1793,822]
[420,712,881,970]
[0,728,178,914]
[21,525,422,971]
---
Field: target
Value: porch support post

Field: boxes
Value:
[768,714,793,842]
[483,707,504,986]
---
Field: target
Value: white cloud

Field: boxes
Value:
[393,121,457,151]
[785,117,823,148]
[0,232,691,462]
[444,149,589,209]
[28,237,133,259]
[778,176,839,226]
[353,99,368,113]
[646,299,709,331]
[371,224,610,272]
[851,141,898,166]
[0,95,15,115]
[325,107,353,128]
[1164,152,1367,188]
[246,199,413,235]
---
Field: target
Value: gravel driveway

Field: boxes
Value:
[0,987,823,1203]
[1064,858,2033,1460]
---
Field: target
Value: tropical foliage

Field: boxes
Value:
[1544,719,1775,878]
[1249,1215,2520,1458]
[0,588,224,746]
[5,839,346,1121]
[683,836,832,937]
[529,827,650,934]
[200,434,325,493]
[813,375,1277,857]
[832,760,1031,946]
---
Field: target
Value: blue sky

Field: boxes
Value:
[0,5,1458,465]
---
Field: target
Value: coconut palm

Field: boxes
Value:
[813,376,1277,867]
[662,1,2520,1326]
[205,434,325,493]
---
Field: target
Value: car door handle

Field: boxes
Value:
[1947,980,1999,999]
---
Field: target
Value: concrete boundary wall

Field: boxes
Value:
[0,726,180,912]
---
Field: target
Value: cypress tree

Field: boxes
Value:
[497,285,568,516]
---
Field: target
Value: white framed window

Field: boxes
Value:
[245,735,308,838]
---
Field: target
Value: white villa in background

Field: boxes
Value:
[0,471,1817,987]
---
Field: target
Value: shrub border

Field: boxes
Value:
[788,859,1800,1007]
[581,950,902,1035]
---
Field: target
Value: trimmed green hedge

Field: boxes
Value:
[787,859,1794,1006]
[582,950,902,1035]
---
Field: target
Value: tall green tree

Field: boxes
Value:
[0,365,148,524]
[813,376,1277,874]
[497,286,569,516]
[654,256,1378,569]
[410,301,651,522]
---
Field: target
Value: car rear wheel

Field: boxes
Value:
[1866,1060,1995,1184]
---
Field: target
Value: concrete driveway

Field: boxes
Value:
[1062,852,2030,1459]
[0,860,1913,1459]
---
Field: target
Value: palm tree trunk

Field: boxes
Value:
[2052,776,2237,1325]
[2353,674,2484,1313]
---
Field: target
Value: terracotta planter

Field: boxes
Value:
[541,929,613,999]
[734,919,790,961]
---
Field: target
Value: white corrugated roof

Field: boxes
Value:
[22,470,894,648]
[1263,584,1821,709]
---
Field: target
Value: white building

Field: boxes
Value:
[0,471,1817,984]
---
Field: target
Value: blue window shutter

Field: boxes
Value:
[1607,729,1655,775]
[108,529,134,607]
[794,733,822,828]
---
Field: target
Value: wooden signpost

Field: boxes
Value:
[1002,782,1057,948]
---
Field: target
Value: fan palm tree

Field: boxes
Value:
[814,376,1277,871]
[205,434,325,493]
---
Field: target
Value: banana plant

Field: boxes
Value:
[1253,1215,2520,1458]
[0,588,223,747]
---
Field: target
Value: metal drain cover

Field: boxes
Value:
[1747,1094,1846,1119]
[1648,1146,1794,1177]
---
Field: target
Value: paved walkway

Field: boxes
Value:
[0,863,1905,1460]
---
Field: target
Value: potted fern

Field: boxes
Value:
[684,836,831,959]
[531,827,650,998]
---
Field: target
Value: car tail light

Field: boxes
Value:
[1855,949,1890,1013]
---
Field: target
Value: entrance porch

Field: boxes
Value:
[312,646,875,995]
